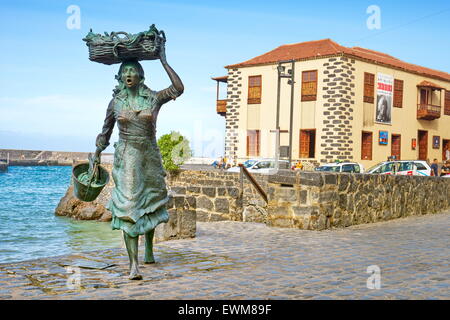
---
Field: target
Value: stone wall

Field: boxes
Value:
[224,68,242,163]
[167,170,273,223]
[320,55,356,163]
[56,164,450,232]
[266,170,450,230]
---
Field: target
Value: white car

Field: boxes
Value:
[314,162,365,173]
[227,159,290,174]
[367,160,431,176]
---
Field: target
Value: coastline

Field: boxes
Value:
[0,148,114,167]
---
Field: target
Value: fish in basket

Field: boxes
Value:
[82,24,166,65]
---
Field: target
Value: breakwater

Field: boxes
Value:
[0,149,113,166]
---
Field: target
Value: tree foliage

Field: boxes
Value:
[157,131,192,172]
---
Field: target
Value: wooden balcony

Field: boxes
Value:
[417,103,441,120]
[216,99,227,116]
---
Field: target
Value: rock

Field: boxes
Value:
[197,196,213,211]
[214,198,229,213]
[243,205,266,223]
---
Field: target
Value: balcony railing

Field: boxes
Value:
[417,103,441,120]
[216,99,227,115]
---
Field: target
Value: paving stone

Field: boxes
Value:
[0,213,449,300]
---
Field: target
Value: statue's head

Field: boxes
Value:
[116,60,145,89]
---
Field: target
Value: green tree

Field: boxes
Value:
[157,131,192,172]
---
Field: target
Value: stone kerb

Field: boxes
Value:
[266,171,450,230]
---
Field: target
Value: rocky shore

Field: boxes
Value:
[56,164,196,242]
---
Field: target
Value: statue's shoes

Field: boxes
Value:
[129,272,143,280]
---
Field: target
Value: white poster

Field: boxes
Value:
[375,73,393,124]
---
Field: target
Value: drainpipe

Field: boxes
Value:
[288,60,295,166]
[275,63,282,172]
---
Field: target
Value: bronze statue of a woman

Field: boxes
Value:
[94,43,184,280]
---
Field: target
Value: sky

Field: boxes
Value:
[0,0,449,157]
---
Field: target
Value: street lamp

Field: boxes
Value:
[275,60,296,170]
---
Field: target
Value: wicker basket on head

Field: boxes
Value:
[83,24,166,65]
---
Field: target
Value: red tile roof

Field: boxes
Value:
[225,39,450,83]
[417,80,445,90]
[211,75,228,82]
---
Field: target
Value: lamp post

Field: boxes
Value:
[275,60,296,170]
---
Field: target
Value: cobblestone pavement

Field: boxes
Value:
[0,212,449,300]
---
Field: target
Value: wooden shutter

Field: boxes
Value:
[393,79,403,108]
[301,70,317,101]
[420,89,428,105]
[418,130,428,161]
[391,134,401,160]
[363,73,375,103]
[445,90,450,116]
[361,132,372,160]
[247,130,260,156]
[299,130,310,158]
[248,76,262,104]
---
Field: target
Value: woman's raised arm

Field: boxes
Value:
[156,42,184,105]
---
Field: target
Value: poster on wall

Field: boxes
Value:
[379,131,388,145]
[375,73,393,124]
[433,136,440,149]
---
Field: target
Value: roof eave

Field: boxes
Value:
[225,52,450,84]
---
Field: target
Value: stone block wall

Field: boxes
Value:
[224,68,242,163]
[57,165,450,232]
[320,55,356,163]
[155,193,196,242]
[167,170,269,222]
[267,171,450,230]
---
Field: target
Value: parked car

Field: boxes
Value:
[227,159,290,174]
[314,162,365,173]
[366,160,431,176]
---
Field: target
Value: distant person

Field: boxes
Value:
[292,161,303,171]
[446,148,450,161]
[221,156,228,169]
[430,159,439,176]
[440,161,450,176]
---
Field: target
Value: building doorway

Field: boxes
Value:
[299,129,316,158]
[418,130,428,160]
[246,130,260,157]
[361,131,373,160]
[443,139,450,161]
[391,134,401,160]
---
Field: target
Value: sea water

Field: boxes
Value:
[0,166,122,264]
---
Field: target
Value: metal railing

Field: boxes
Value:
[239,164,268,203]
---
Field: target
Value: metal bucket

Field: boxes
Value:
[72,163,110,202]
